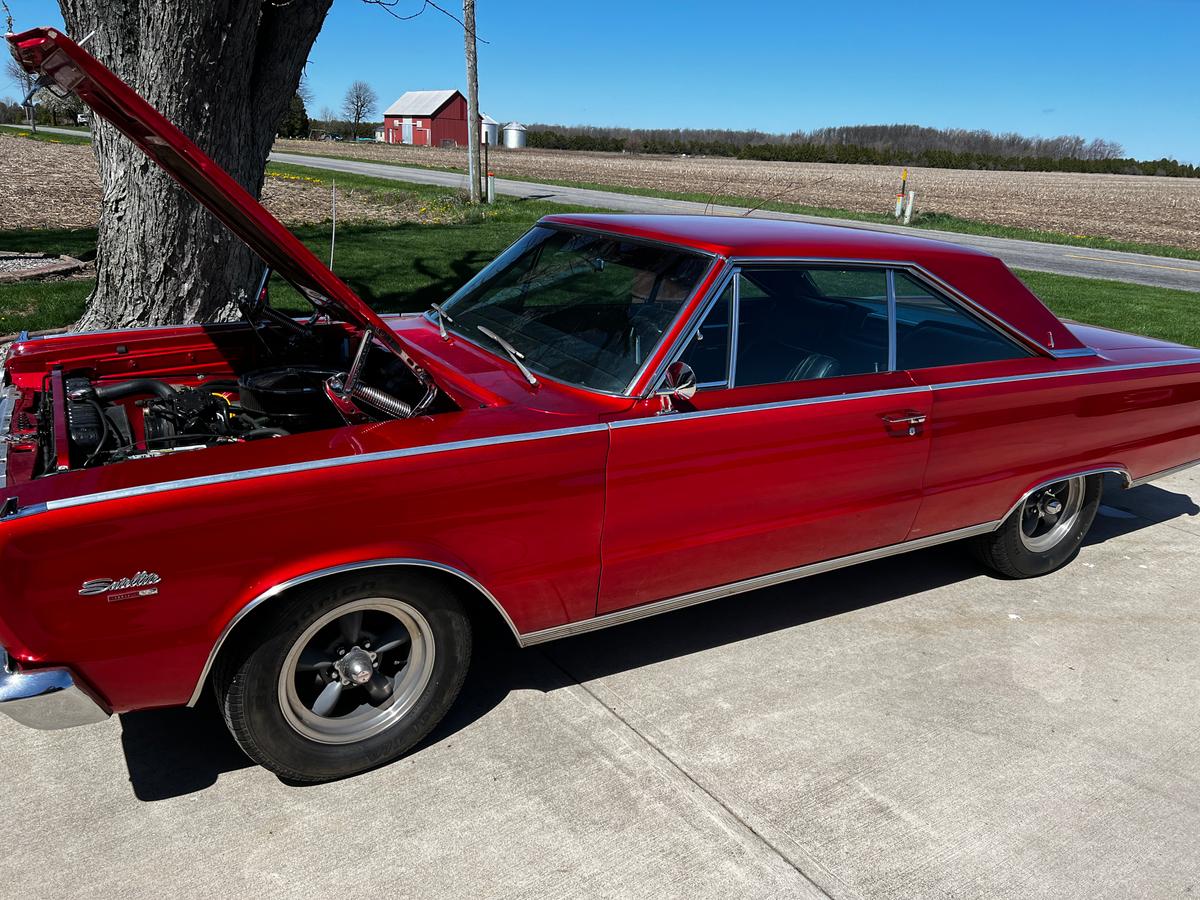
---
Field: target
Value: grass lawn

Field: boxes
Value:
[0,177,594,333]
[14,126,1197,262]
[273,148,1200,264]
[1014,269,1200,347]
[1,164,1197,348]
[0,126,92,147]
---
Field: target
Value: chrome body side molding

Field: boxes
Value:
[5,356,1199,521]
[20,423,608,519]
[1128,457,1200,488]
[517,460,1173,647]
[516,521,998,646]
[186,557,521,707]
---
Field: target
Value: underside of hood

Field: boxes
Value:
[7,26,416,362]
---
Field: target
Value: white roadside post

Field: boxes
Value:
[894,167,908,218]
[486,170,495,204]
[903,190,916,224]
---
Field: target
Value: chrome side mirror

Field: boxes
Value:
[663,361,698,400]
[656,361,697,413]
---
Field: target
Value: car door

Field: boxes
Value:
[598,264,934,615]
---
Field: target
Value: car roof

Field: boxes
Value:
[538,213,1087,356]
[539,213,992,262]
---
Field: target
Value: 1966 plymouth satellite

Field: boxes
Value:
[4,28,1199,781]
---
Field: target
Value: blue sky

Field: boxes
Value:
[10,0,1198,161]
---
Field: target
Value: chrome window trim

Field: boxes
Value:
[728,268,742,386]
[640,260,735,397]
[648,256,1047,396]
[186,558,520,707]
[1050,347,1101,359]
[724,257,1053,359]
[885,268,898,372]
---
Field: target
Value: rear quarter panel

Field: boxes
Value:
[909,358,1200,537]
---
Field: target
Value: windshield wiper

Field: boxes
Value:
[476,326,538,387]
[428,302,454,340]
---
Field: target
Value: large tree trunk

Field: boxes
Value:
[57,0,333,329]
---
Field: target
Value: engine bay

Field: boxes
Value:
[22,325,451,476]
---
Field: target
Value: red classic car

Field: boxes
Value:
[4,28,1200,781]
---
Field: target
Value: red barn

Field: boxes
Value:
[381,89,468,147]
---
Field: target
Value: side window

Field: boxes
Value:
[678,281,731,386]
[733,267,889,387]
[893,271,1028,370]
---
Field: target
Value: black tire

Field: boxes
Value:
[214,572,471,782]
[971,474,1102,578]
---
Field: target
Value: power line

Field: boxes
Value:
[361,0,489,43]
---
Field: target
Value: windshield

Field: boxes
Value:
[437,226,711,393]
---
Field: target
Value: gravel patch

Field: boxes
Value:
[0,257,54,274]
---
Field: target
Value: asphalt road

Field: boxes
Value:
[7,126,1199,292]
[4,470,1199,899]
[267,151,1200,293]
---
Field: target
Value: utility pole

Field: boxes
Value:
[463,0,481,204]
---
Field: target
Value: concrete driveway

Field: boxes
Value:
[4,472,1198,899]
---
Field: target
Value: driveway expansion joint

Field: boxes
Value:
[540,648,851,900]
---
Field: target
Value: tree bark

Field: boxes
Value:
[57,0,333,329]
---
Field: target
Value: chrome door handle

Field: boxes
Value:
[881,411,927,436]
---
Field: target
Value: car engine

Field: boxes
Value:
[35,345,439,474]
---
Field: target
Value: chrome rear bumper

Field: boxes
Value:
[0,647,110,730]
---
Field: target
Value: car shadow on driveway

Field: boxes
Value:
[117,481,1195,800]
[118,698,253,801]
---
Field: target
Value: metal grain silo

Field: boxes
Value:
[481,114,500,146]
[502,121,527,149]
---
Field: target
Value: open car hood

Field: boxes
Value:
[7,27,416,361]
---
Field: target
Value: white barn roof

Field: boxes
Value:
[384,90,461,117]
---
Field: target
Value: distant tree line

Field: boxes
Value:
[526,123,1197,178]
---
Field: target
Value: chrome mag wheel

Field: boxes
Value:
[1019,477,1085,553]
[278,597,436,745]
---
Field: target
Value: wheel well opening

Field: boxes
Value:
[197,562,520,707]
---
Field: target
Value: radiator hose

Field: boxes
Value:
[92,378,176,402]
